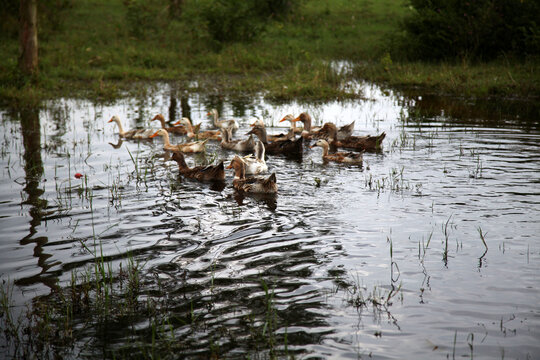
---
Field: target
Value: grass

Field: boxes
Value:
[1,0,537,105]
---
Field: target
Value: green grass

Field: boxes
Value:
[0,0,538,104]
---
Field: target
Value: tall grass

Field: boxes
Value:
[2,0,534,102]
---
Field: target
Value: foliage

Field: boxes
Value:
[0,0,538,102]
[0,0,73,40]
[123,0,167,38]
[400,0,540,60]
[182,0,300,47]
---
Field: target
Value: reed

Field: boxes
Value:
[442,215,452,265]
[477,227,488,263]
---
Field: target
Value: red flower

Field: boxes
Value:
[74,173,83,179]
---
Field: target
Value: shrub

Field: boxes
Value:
[180,0,301,48]
[400,0,540,60]
[123,0,168,39]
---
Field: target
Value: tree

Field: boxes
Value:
[19,0,38,76]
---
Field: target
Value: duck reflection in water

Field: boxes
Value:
[108,138,124,149]
[232,191,277,211]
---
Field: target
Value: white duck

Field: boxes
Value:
[242,140,268,175]
[108,115,155,139]
[207,109,239,132]
[150,129,208,153]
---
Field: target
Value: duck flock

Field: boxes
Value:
[108,109,386,195]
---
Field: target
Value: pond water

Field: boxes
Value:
[0,83,539,359]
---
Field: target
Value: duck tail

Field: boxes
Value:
[266,172,277,184]
[376,132,386,148]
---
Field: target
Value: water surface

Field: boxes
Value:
[1,83,539,359]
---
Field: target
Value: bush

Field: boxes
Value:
[401,0,540,60]
[180,0,301,48]
[123,0,168,39]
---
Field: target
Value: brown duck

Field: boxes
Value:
[220,127,256,152]
[227,156,278,194]
[246,125,303,156]
[282,112,354,140]
[250,118,295,141]
[152,114,188,135]
[175,117,222,140]
[311,139,363,164]
[333,132,386,151]
[171,152,225,182]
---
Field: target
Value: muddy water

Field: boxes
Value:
[1,83,539,359]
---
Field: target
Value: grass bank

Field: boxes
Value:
[0,0,538,105]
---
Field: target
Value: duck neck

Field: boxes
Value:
[161,131,171,147]
[320,143,329,157]
[301,114,312,132]
[184,119,195,136]
[256,128,268,144]
[255,142,266,162]
[212,110,219,127]
[114,119,126,137]
[175,154,189,170]
[157,116,166,129]
[221,128,230,144]
[233,164,245,180]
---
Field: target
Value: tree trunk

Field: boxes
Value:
[169,0,184,18]
[19,0,38,76]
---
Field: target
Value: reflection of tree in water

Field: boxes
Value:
[16,106,57,290]
[400,90,539,129]
[168,88,178,122]
[203,94,255,118]
[180,94,191,121]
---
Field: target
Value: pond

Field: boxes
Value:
[0,83,539,359]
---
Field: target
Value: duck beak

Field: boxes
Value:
[226,163,233,169]
[246,129,254,135]
[151,114,159,121]
[149,131,159,138]
[108,117,114,123]
[291,116,301,122]
[279,116,288,123]
[173,120,181,126]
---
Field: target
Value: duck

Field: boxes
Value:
[175,117,222,140]
[151,114,188,135]
[246,125,303,156]
[220,127,256,152]
[280,112,320,138]
[171,152,225,182]
[333,132,386,152]
[242,140,268,175]
[227,156,278,194]
[150,129,208,153]
[282,113,354,140]
[250,118,295,142]
[311,139,363,164]
[279,114,304,134]
[108,115,155,139]
[207,109,239,132]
